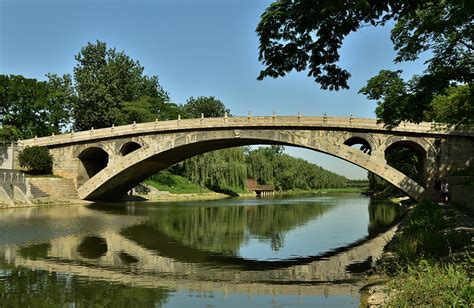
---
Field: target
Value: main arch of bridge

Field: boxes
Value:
[20,116,473,202]
[73,129,426,201]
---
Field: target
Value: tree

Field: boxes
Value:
[45,73,74,131]
[73,41,168,130]
[18,146,53,175]
[182,96,230,118]
[257,0,473,126]
[0,75,70,141]
[246,146,347,190]
[182,147,247,191]
[117,96,179,124]
[426,84,474,126]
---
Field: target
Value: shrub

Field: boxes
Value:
[18,146,53,175]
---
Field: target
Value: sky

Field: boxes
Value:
[0,0,427,179]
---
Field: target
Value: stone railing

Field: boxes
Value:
[0,169,29,207]
[0,169,26,185]
[19,115,473,148]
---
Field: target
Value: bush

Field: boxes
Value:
[18,146,53,175]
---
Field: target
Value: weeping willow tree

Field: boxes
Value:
[182,147,247,191]
[157,145,348,194]
[246,146,347,190]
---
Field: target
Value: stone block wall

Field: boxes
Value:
[27,177,79,199]
[437,137,474,179]
[446,176,474,211]
[450,186,474,211]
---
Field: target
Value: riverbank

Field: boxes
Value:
[0,186,365,208]
[136,186,365,202]
[138,191,230,202]
[360,200,474,306]
[143,173,364,201]
[273,187,365,195]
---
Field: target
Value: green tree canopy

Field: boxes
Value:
[117,95,180,124]
[246,146,347,190]
[73,40,168,130]
[0,74,71,140]
[257,0,473,126]
[182,96,230,118]
[426,84,474,126]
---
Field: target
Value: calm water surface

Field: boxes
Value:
[0,194,401,307]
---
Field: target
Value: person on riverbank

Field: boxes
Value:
[441,180,449,203]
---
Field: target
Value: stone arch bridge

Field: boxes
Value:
[18,115,474,201]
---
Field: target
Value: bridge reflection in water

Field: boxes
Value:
[0,196,401,301]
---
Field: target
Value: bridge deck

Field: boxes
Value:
[20,116,473,147]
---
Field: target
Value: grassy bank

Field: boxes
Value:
[145,172,364,196]
[144,172,210,194]
[365,201,473,306]
[144,173,245,196]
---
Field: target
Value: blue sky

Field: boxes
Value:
[0,0,427,179]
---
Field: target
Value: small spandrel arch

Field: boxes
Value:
[120,141,142,156]
[344,136,372,155]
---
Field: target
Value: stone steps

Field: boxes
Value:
[27,177,79,199]
[29,184,49,198]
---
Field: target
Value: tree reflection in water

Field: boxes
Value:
[367,199,403,236]
[141,202,335,256]
[0,266,170,307]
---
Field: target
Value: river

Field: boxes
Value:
[0,193,402,307]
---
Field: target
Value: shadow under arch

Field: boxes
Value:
[78,130,425,201]
[120,141,142,156]
[385,139,428,186]
[77,146,110,187]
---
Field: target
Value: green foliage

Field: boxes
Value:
[145,170,210,194]
[387,260,473,306]
[182,96,230,118]
[161,144,348,195]
[18,146,53,175]
[257,0,473,126]
[181,147,248,194]
[0,267,169,307]
[0,125,21,142]
[368,145,422,195]
[0,74,71,140]
[393,201,471,262]
[386,147,421,185]
[156,100,183,121]
[367,200,402,236]
[72,41,168,130]
[144,201,335,255]
[117,96,174,124]
[45,73,74,129]
[246,146,347,190]
[359,70,416,128]
[426,84,474,126]
[361,71,474,128]
[379,201,474,306]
